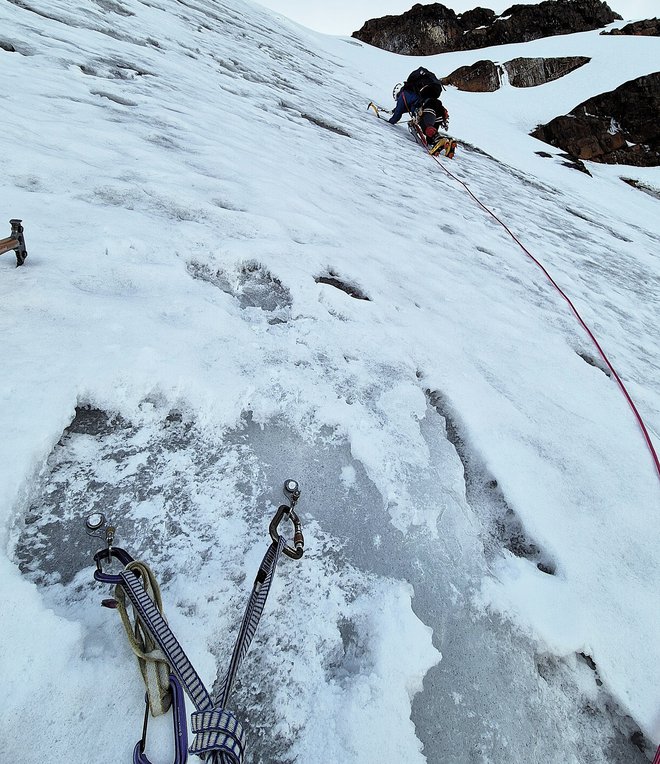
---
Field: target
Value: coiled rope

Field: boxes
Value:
[415,122,660,482]
[115,560,173,717]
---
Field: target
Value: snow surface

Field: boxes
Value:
[0,1,659,762]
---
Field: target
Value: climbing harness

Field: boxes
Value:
[85,480,305,763]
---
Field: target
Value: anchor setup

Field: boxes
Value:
[85,481,304,764]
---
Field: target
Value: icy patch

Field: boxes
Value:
[577,350,613,378]
[188,259,293,322]
[9,403,438,763]
[424,388,557,575]
[79,59,151,79]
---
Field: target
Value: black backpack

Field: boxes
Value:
[405,67,444,100]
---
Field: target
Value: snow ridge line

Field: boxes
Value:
[430,149,660,484]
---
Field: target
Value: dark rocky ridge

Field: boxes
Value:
[505,56,591,87]
[445,60,502,92]
[601,18,660,36]
[531,72,660,166]
[443,56,591,91]
[352,0,621,55]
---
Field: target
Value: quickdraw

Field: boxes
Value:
[134,675,188,764]
[85,481,305,764]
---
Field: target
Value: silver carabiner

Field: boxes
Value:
[268,480,304,559]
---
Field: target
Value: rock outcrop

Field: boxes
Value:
[601,18,660,36]
[353,3,465,56]
[352,1,621,55]
[443,60,501,92]
[443,56,590,91]
[530,72,660,166]
[505,56,591,87]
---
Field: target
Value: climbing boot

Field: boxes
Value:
[428,136,448,156]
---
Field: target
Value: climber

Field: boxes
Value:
[389,67,450,151]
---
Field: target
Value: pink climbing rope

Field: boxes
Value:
[421,132,660,482]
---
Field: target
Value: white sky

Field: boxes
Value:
[253,0,659,35]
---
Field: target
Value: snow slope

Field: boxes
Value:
[0,1,658,762]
